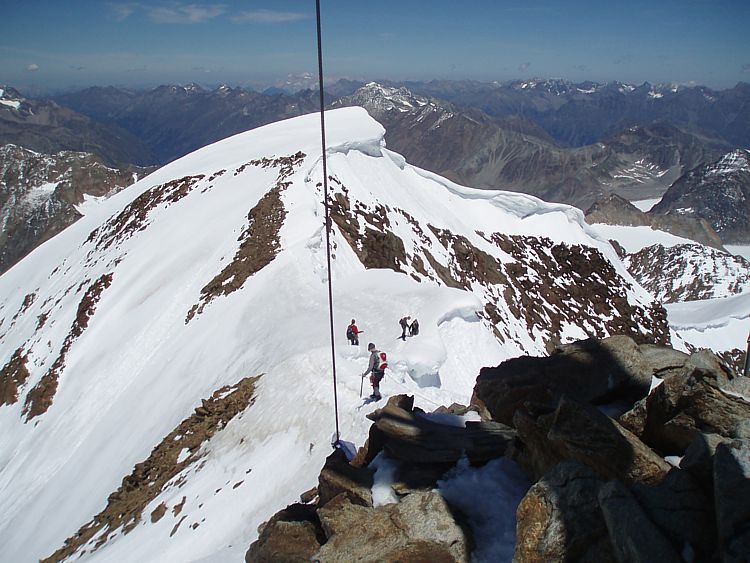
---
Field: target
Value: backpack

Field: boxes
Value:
[346,325,354,339]
[376,351,388,371]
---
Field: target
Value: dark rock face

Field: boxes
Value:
[512,396,671,485]
[515,461,613,562]
[619,350,750,454]
[0,144,152,274]
[598,480,683,563]
[472,335,688,426]
[651,149,750,244]
[585,193,724,249]
[714,440,750,559]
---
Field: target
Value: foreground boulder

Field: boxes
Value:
[619,350,750,454]
[315,491,468,562]
[512,396,671,484]
[247,339,750,562]
[515,461,613,562]
[472,335,689,426]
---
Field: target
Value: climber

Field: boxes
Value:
[346,319,362,346]
[399,316,411,341]
[362,342,387,400]
[409,318,419,337]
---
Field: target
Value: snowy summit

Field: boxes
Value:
[1,107,669,561]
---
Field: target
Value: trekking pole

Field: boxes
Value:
[360,374,364,398]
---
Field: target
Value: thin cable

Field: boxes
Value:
[316,0,341,447]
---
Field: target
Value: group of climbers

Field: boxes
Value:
[345,315,419,401]
[398,316,419,340]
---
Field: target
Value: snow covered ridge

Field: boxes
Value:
[0,108,668,562]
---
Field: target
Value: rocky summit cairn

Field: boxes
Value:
[247,335,750,562]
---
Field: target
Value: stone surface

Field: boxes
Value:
[714,440,750,558]
[317,448,374,508]
[473,335,688,426]
[368,399,515,465]
[598,480,683,563]
[631,469,715,559]
[513,396,671,485]
[636,351,750,454]
[245,503,324,563]
[315,491,468,562]
[680,432,734,489]
[514,461,614,562]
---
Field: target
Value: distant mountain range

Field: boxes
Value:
[51,84,323,165]
[333,83,733,209]
[0,86,151,166]
[1,78,749,244]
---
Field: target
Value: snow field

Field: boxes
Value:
[0,108,673,562]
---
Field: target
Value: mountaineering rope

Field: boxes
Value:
[315,0,341,447]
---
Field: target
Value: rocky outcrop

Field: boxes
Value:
[651,149,750,244]
[623,243,750,303]
[249,338,750,561]
[44,376,260,563]
[585,193,724,249]
[0,144,152,274]
[618,349,750,453]
[472,335,688,426]
[247,396,481,561]
[315,491,468,562]
[514,461,613,562]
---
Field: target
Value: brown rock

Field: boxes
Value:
[315,491,468,562]
[513,396,671,485]
[636,351,750,454]
[246,503,325,563]
[318,448,374,508]
[472,335,688,427]
[515,461,614,562]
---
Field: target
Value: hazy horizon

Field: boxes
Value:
[2,1,749,95]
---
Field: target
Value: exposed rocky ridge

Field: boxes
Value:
[185,152,304,322]
[23,273,113,420]
[0,86,151,165]
[44,375,260,563]
[250,336,750,561]
[0,143,152,274]
[328,177,669,354]
[585,193,724,249]
[624,243,750,303]
[651,149,750,243]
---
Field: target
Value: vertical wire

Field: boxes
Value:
[315,0,341,446]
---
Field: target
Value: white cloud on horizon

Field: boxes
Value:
[231,9,308,24]
[27,63,39,72]
[108,2,227,24]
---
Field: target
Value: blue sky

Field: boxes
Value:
[1,0,749,93]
